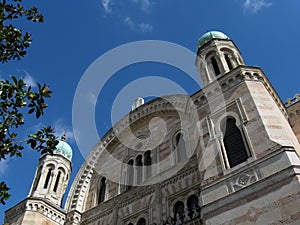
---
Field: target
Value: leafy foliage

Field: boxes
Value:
[0,0,59,205]
[0,76,58,161]
[0,182,10,205]
[0,76,59,205]
[0,0,44,62]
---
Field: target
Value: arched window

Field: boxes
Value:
[211,57,220,76]
[174,201,185,223]
[224,54,233,70]
[43,168,52,189]
[187,195,200,220]
[174,132,187,162]
[222,118,249,167]
[135,155,143,184]
[126,160,134,191]
[53,171,61,192]
[33,167,42,191]
[98,177,106,204]
[137,218,146,225]
[144,151,152,179]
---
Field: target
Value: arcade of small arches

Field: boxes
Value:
[32,163,68,196]
[125,194,201,225]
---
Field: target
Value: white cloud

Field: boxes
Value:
[101,0,113,13]
[243,0,272,13]
[124,17,153,33]
[0,159,9,176]
[53,119,75,143]
[132,0,152,12]
[23,71,37,88]
[100,0,154,32]
[124,17,135,30]
[139,23,153,32]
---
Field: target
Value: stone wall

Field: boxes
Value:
[286,95,300,143]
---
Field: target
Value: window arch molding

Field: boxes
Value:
[143,150,152,179]
[171,129,189,164]
[205,50,222,76]
[123,158,134,192]
[220,47,239,66]
[32,166,43,192]
[135,154,143,185]
[43,164,55,189]
[57,166,66,175]
[44,163,55,169]
[215,113,253,169]
[136,217,147,225]
[128,213,149,225]
[97,175,108,204]
[204,50,217,61]
[169,196,187,218]
[215,111,241,135]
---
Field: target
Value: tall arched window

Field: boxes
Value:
[173,201,185,223]
[211,57,220,75]
[135,155,143,184]
[174,132,187,162]
[222,118,249,167]
[53,171,61,192]
[126,159,134,191]
[144,151,152,179]
[187,195,200,220]
[224,54,233,70]
[33,167,42,191]
[137,218,146,225]
[43,168,52,189]
[98,177,106,204]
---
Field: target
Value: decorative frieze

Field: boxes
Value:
[5,198,66,225]
[230,169,258,192]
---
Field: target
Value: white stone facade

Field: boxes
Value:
[5,32,300,225]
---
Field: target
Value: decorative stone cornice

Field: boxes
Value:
[5,198,66,225]
[161,157,199,188]
[192,65,287,118]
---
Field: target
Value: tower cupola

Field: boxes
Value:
[195,31,244,87]
[54,138,73,161]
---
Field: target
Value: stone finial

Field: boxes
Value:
[131,97,145,111]
[61,133,67,141]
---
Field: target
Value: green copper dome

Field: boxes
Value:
[54,140,73,161]
[198,31,230,48]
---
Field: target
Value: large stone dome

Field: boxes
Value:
[54,140,72,161]
[198,31,230,48]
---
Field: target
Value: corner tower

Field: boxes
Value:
[195,31,244,86]
[29,135,72,206]
[5,136,72,225]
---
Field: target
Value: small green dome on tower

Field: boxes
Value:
[198,31,230,48]
[54,135,72,160]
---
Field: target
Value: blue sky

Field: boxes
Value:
[1,0,300,221]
